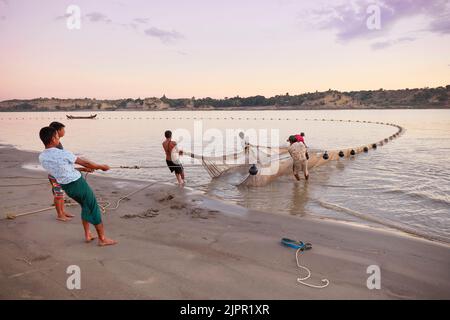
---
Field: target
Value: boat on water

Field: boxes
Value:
[66,114,97,120]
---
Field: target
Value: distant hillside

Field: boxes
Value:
[0,86,448,111]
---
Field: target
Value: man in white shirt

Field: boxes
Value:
[287,135,309,181]
[239,131,250,164]
[39,126,117,246]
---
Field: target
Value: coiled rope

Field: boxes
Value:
[295,247,330,289]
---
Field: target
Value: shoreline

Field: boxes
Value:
[0,146,449,299]
[5,143,450,246]
[9,143,450,247]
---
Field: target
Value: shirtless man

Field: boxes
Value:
[162,130,185,186]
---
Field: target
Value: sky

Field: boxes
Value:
[0,0,449,100]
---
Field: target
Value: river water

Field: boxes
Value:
[1,109,449,243]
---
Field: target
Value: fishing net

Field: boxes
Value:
[183,146,257,178]
[182,119,405,187]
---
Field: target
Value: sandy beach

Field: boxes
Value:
[0,145,449,299]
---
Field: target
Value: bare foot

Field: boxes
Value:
[98,238,117,247]
[56,216,71,222]
[64,212,75,218]
[85,232,97,243]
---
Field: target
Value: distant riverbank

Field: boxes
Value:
[1,86,448,112]
[1,105,449,112]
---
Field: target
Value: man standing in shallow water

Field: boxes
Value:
[38,126,117,246]
[287,135,309,181]
[162,130,185,186]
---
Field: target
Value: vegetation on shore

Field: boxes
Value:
[1,86,448,111]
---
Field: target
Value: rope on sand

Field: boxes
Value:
[83,172,160,213]
[2,164,203,220]
[0,182,49,187]
[0,176,49,180]
[110,164,201,169]
[97,180,159,213]
[295,248,330,289]
[1,173,159,219]
[0,176,50,187]
[4,203,78,220]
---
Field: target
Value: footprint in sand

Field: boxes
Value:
[189,208,210,219]
[31,254,51,262]
[158,194,174,202]
[121,209,159,219]
[170,204,186,210]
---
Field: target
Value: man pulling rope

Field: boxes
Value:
[38,126,117,247]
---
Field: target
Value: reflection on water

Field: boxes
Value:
[0,109,449,243]
[288,181,310,217]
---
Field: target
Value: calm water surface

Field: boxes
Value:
[1,109,449,243]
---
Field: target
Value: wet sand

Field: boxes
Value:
[0,146,449,299]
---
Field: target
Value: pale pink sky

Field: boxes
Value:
[0,0,449,100]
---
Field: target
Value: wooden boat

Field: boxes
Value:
[66,114,97,120]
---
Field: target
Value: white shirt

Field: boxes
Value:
[240,136,250,149]
[39,148,81,184]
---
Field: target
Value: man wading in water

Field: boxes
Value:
[162,130,185,186]
[287,135,309,181]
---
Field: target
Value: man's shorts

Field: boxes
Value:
[166,160,183,175]
[293,159,308,176]
[48,175,64,200]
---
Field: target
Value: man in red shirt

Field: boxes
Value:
[295,132,309,159]
[295,132,306,145]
